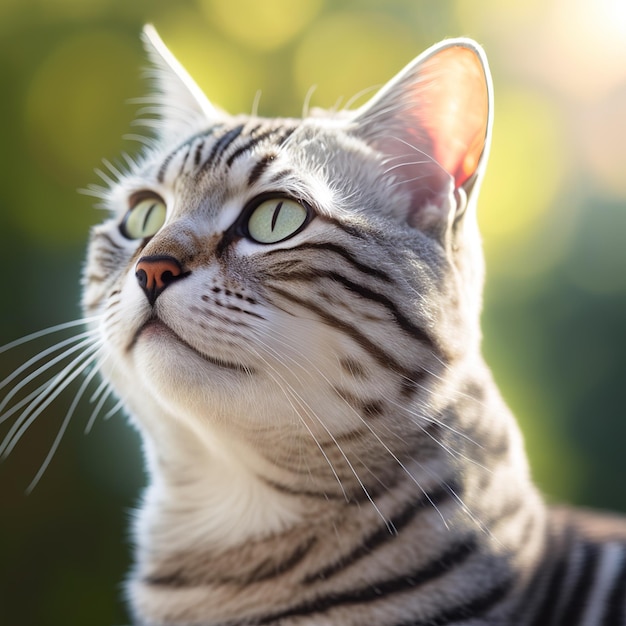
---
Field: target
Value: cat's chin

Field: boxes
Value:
[131,317,253,375]
[129,318,183,354]
[134,317,171,341]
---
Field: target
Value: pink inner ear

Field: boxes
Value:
[411,46,489,188]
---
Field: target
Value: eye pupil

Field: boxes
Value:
[270,201,284,232]
[142,202,158,232]
[120,195,167,240]
[245,197,310,244]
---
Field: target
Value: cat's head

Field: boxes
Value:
[82,27,492,472]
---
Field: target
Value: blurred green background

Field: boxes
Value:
[1,0,625,624]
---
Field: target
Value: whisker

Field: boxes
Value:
[249,332,392,529]
[251,90,262,117]
[26,360,102,493]
[0,380,60,426]
[0,334,100,419]
[103,398,124,420]
[1,329,97,392]
[343,83,381,111]
[421,360,490,412]
[383,394,492,475]
[0,344,101,458]
[383,158,434,175]
[85,376,114,434]
[440,479,495,540]
[89,378,109,404]
[0,317,99,355]
[384,381,487,450]
[302,84,317,118]
[384,135,450,178]
[246,344,348,502]
[250,328,462,530]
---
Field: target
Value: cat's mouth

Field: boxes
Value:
[130,318,254,374]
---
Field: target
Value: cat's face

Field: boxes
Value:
[82,28,492,481]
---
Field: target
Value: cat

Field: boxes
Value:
[4,24,626,625]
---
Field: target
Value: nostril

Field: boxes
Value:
[134,255,189,305]
[161,270,175,285]
[136,268,148,289]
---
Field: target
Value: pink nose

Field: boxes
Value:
[135,255,186,305]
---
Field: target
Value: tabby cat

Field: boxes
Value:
[4,25,626,625]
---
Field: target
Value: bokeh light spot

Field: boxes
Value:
[293,12,416,109]
[581,87,626,199]
[479,89,568,255]
[198,0,324,51]
[20,30,140,244]
[456,0,543,31]
[24,30,140,184]
[543,0,626,101]
[152,13,265,114]
[37,0,111,20]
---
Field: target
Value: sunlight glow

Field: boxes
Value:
[293,12,415,108]
[198,0,324,51]
[535,0,626,100]
[152,13,265,113]
[479,90,567,243]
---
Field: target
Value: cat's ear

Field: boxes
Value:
[141,25,223,143]
[349,39,492,235]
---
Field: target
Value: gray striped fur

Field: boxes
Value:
[63,25,626,625]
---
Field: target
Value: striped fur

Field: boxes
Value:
[75,26,626,625]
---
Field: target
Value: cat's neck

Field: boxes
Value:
[128,398,305,553]
[125,353,548,626]
[127,352,546,561]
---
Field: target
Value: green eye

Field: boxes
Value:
[246,198,310,244]
[120,195,167,240]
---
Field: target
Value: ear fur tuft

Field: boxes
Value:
[350,39,493,232]
[140,25,221,142]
